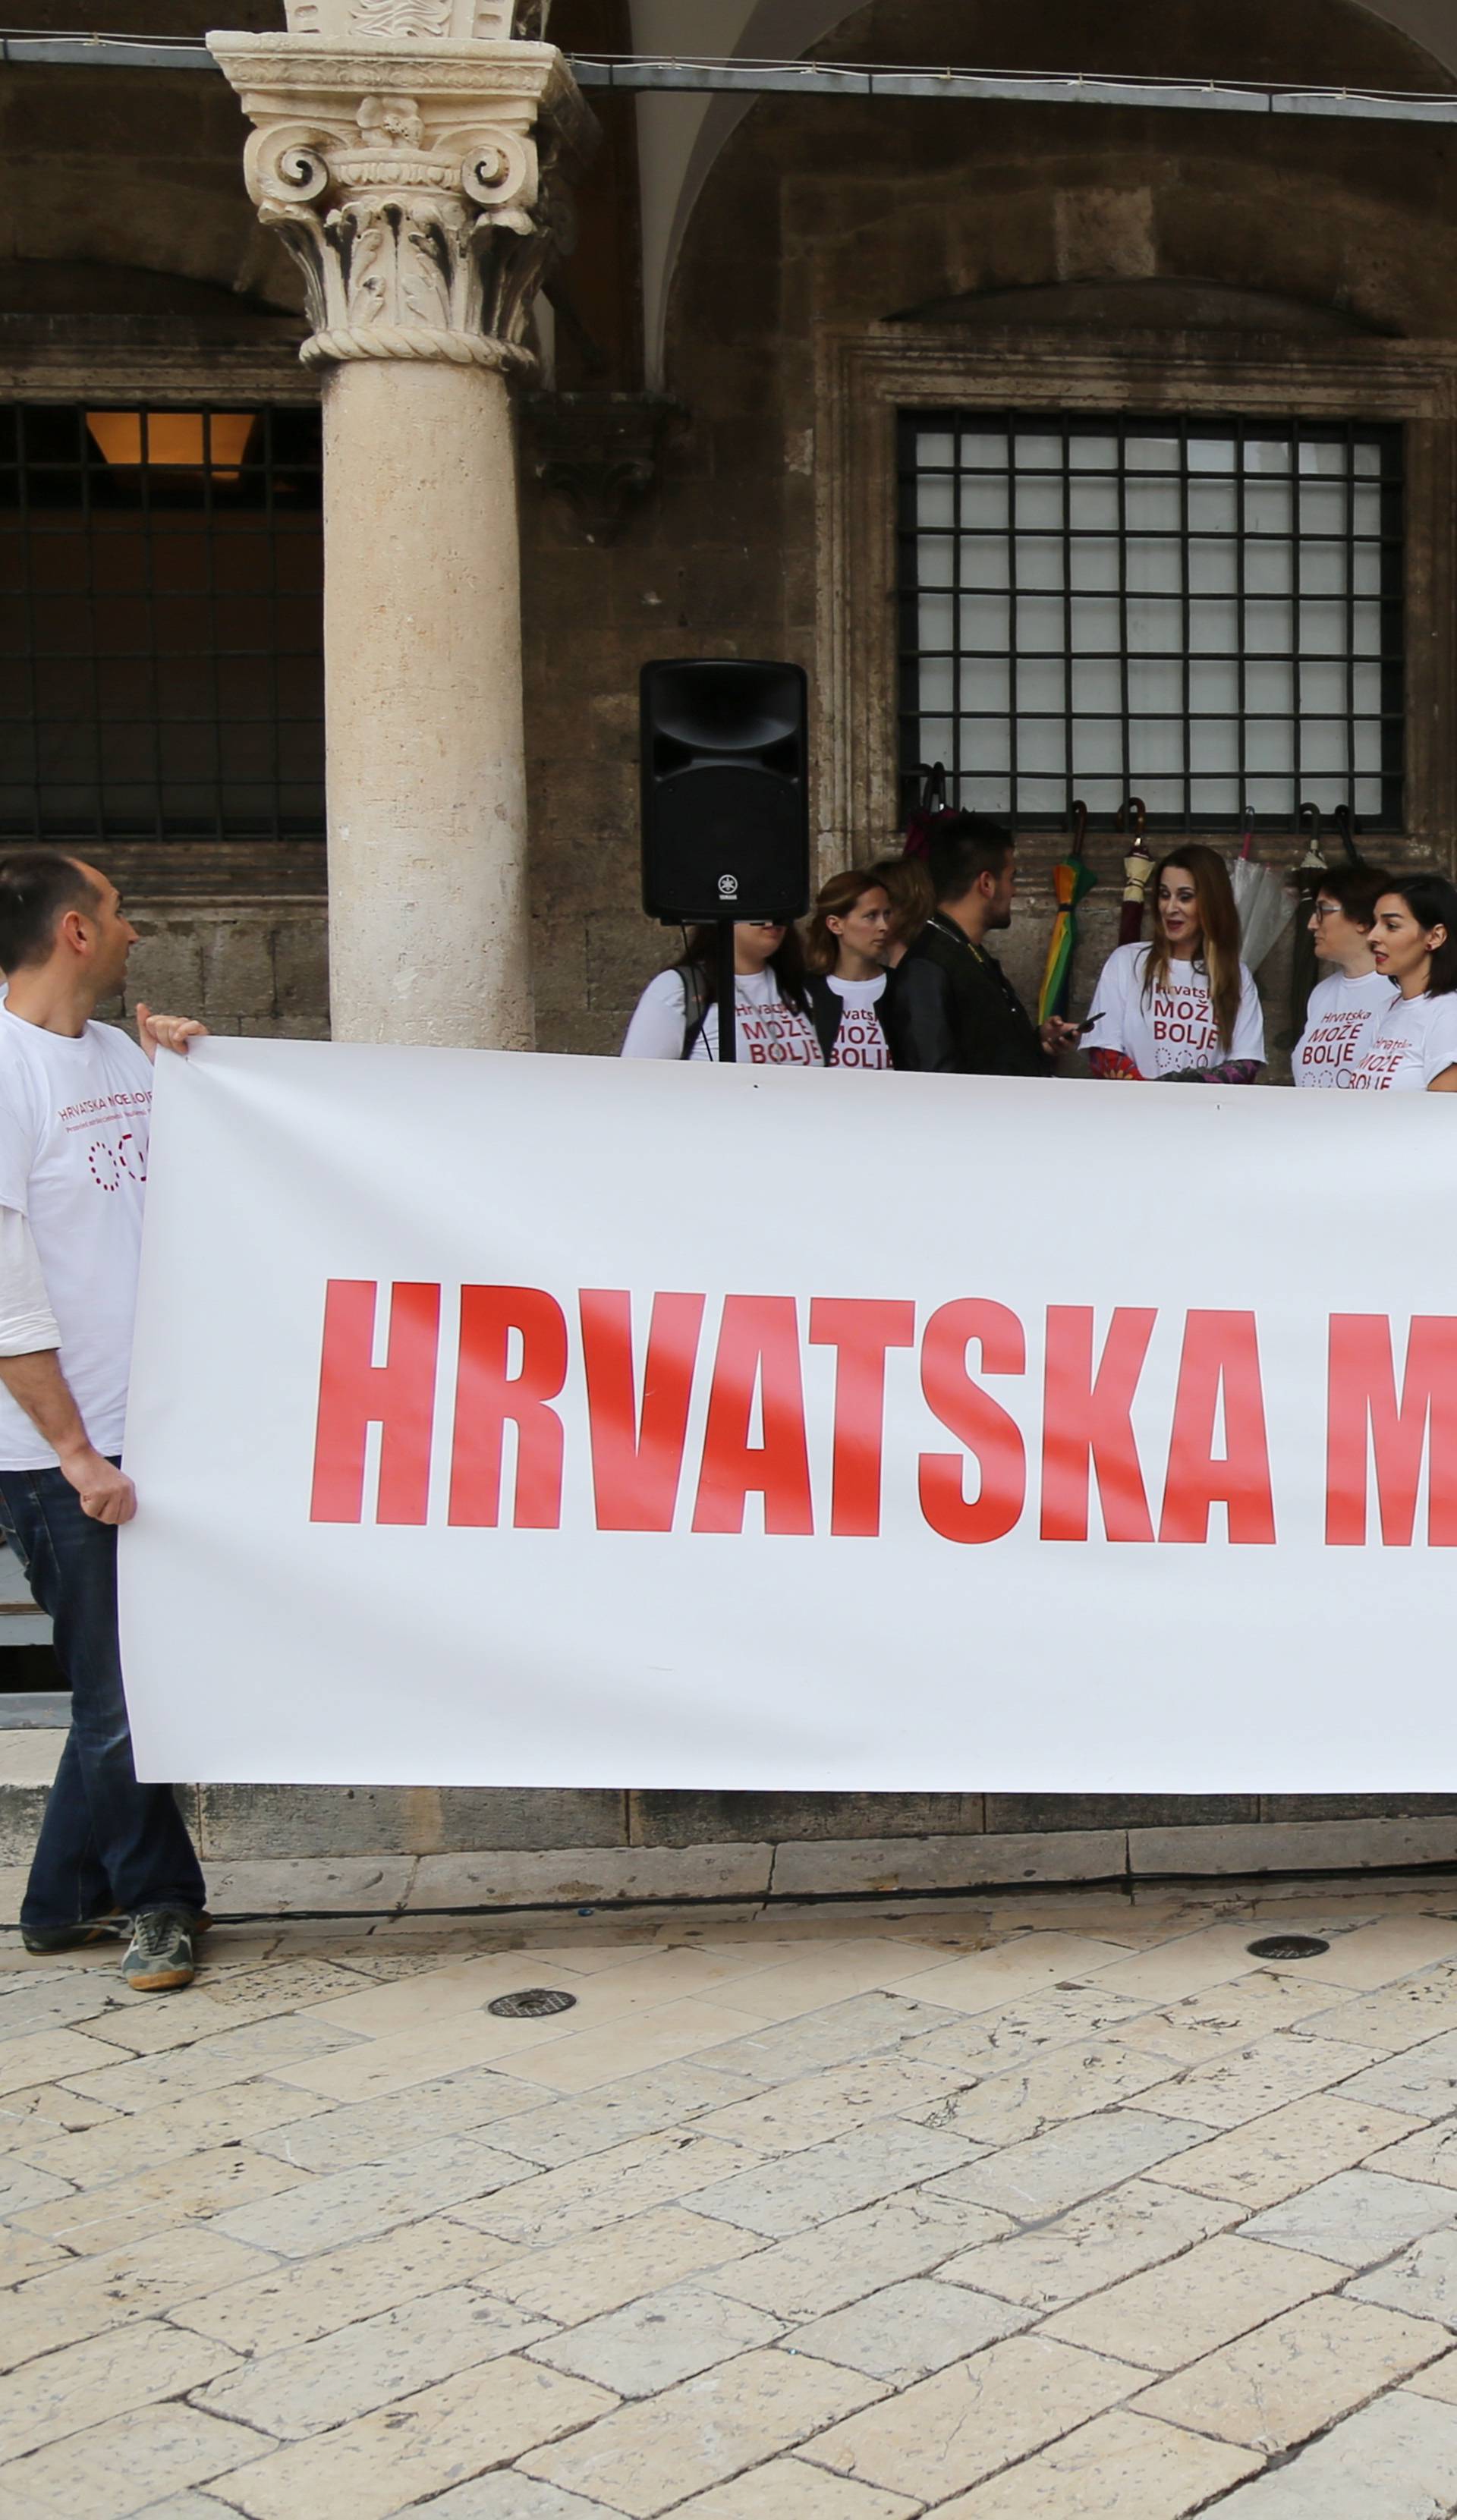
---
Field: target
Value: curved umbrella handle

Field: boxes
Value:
[1124,794,1147,842]
[1333,804,1362,867]
[1071,798,1088,858]
[1298,801,1326,871]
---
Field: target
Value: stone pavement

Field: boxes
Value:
[9,1880,1457,2513]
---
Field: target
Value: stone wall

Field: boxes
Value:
[9,1746,1457,1902]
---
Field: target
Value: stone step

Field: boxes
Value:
[5,1731,1457,1918]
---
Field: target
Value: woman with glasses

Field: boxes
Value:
[620,919,823,1066]
[1085,846,1265,1083]
[1347,875,1457,1092]
[1292,863,1395,1089]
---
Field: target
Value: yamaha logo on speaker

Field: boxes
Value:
[718,874,739,900]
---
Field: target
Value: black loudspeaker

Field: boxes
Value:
[640,659,810,924]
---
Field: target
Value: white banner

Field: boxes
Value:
[119,1040,1457,1790]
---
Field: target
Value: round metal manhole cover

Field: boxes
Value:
[486,1987,578,2021]
[1246,1935,1330,1962]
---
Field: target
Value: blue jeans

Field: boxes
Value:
[0,1465,206,1933]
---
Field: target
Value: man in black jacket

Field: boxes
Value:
[883,815,1079,1076]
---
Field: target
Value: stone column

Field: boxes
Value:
[210,2,591,1047]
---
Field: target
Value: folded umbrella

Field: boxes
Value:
[1230,813,1295,974]
[1289,801,1326,1042]
[1039,800,1096,1024]
[1117,796,1155,946]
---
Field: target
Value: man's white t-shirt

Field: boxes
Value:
[1345,991,1457,1093]
[0,1010,152,1468]
[1292,970,1397,1089]
[1086,943,1265,1078]
[826,974,891,1070]
[622,968,824,1066]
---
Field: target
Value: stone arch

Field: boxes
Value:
[639,0,1457,381]
[0,64,302,314]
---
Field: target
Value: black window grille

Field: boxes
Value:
[898,411,1405,834]
[0,404,323,847]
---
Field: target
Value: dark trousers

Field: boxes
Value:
[0,1465,206,1933]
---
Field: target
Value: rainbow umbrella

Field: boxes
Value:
[1039,801,1097,1024]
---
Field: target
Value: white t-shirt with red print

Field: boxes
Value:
[1086,943,1265,1079]
[622,967,824,1066]
[826,975,892,1070]
[0,1009,153,1468]
[1292,970,1397,1089]
[1345,990,1457,1093]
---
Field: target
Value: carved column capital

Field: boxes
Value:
[209,23,591,375]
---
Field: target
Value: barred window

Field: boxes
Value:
[898,412,1404,832]
[0,404,323,847]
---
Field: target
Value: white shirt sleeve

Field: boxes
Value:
[0,1207,59,1357]
[1085,945,1134,1057]
[1232,965,1267,1064]
[621,969,691,1061]
[1424,994,1457,1083]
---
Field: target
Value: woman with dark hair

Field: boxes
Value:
[1084,845,1265,1083]
[1347,874,1457,1092]
[804,869,894,1068]
[1292,860,1395,1089]
[620,919,823,1065]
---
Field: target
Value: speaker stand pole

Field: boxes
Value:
[717,920,737,1064]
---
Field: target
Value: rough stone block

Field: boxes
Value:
[1,1732,198,1864]
[987,1797,1259,1835]
[768,1831,1128,1899]
[1129,1817,1457,1877]
[409,1842,773,1911]
[200,920,275,1021]
[270,914,329,1023]
[238,1013,330,1040]
[0,1776,49,1867]
[124,927,206,1022]
[200,1855,416,1917]
[1260,1795,1457,1823]
[197,1785,627,1861]
[631,1794,978,1848]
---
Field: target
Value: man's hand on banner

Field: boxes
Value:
[135,1004,209,1062]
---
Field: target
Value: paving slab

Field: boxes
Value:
[1133,2295,1450,2449]
[1238,2169,1457,2269]
[933,2407,1259,2517]
[1191,2381,1457,2512]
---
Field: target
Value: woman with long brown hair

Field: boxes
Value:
[1084,845,1265,1082]
[803,868,895,1068]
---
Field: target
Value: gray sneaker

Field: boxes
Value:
[22,1910,125,1955]
[122,1908,200,1994]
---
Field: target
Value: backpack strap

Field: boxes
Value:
[806,975,843,1064]
[679,961,712,1059]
